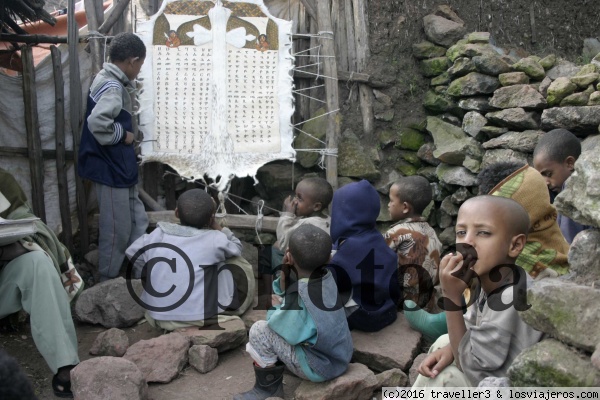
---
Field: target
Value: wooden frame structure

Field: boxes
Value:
[1,0,375,254]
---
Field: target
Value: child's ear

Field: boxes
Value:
[565,156,576,171]
[313,201,323,212]
[286,250,295,266]
[402,202,412,214]
[508,233,527,258]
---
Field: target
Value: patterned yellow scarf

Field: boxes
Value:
[489,165,569,278]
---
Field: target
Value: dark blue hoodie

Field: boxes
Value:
[328,180,400,332]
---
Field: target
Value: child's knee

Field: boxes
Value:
[249,320,269,344]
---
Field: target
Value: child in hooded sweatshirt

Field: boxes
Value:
[328,180,400,332]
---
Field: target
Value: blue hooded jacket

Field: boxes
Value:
[328,180,400,332]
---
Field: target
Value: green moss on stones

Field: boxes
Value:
[395,128,426,151]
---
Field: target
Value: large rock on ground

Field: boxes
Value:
[436,164,478,187]
[123,332,190,383]
[512,57,545,80]
[427,116,483,172]
[447,72,500,97]
[508,339,600,386]
[351,313,422,372]
[554,150,600,226]
[419,57,451,77]
[175,318,247,352]
[188,344,218,373]
[241,309,267,330]
[546,77,578,106]
[568,229,600,285]
[519,279,600,352]
[541,106,600,135]
[423,14,466,47]
[447,57,476,78]
[89,328,130,357]
[489,84,547,110]
[412,41,447,59]
[71,357,148,400]
[424,91,456,114]
[472,54,511,76]
[417,142,440,166]
[546,59,581,80]
[499,72,529,86]
[481,149,529,170]
[375,368,409,388]
[561,92,591,106]
[74,277,145,328]
[294,363,379,400]
[458,97,496,112]
[338,129,380,182]
[462,111,488,139]
[486,108,539,130]
[482,130,543,153]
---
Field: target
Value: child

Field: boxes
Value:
[478,162,569,278]
[329,180,400,332]
[126,189,242,329]
[78,32,149,282]
[385,176,442,308]
[259,177,332,305]
[533,128,590,243]
[413,196,543,390]
[236,225,352,400]
[384,176,445,341]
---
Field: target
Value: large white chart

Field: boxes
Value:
[137,0,294,188]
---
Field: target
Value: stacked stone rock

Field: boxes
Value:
[412,8,600,387]
[412,9,600,250]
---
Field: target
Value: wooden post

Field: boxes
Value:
[331,0,348,72]
[353,0,374,137]
[50,45,74,254]
[84,0,103,73]
[98,0,131,35]
[316,0,340,189]
[294,6,311,124]
[68,0,89,254]
[21,46,46,222]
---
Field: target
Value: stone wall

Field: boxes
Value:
[409,9,600,386]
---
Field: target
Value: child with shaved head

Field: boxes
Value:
[413,196,543,390]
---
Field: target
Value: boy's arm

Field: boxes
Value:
[439,252,470,371]
[217,227,243,258]
[276,212,298,248]
[87,85,130,145]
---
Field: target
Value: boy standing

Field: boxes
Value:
[236,225,352,400]
[126,189,242,329]
[413,196,543,389]
[533,128,590,243]
[78,32,149,282]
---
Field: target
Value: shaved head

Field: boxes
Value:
[463,195,530,236]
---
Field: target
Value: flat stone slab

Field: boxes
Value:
[294,363,378,400]
[351,313,422,372]
[175,318,247,353]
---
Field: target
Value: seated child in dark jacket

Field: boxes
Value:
[236,225,352,400]
[329,180,400,332]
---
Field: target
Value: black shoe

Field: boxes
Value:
[233,363,284,400]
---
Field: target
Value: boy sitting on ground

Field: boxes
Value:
[384,176,444,341]
[329,180,400,332]
[259,177,332,306]
[413,196,543,390]
[236,225,352,400]
[533,128,591,243]
[126,189,242,329]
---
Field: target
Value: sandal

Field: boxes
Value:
[52,373,73,398]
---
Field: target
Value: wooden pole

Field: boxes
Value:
[316,0,340,189]
[98,0,131,35]
[0,33,109,44]
[84,0,103,73]
[21,46,47,222]
[353,0,374,137]
[0,146,74,159]
[331,0,348,72]
[68,0,89,254]
[298,0,317,21]
[51,45,73,254]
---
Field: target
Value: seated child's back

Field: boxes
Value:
[329,180,400,332]
[385,176,442,311]
[126,189,242,325]
[236,225,352,399]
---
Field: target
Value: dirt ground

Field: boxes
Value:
[1,303,306,400]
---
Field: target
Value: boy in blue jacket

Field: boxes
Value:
[236,225,352,400]
[78,32,149,282]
